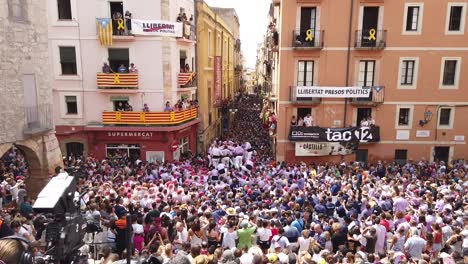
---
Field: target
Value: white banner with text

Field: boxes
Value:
[131,19,183,37]
[296,86,372,98]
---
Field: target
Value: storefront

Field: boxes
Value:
[55,120,199,162]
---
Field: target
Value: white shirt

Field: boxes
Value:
[304,116,313,127]
[257,227,272,241]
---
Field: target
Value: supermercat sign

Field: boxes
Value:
[131,19,183,37]
[296,86,378,98]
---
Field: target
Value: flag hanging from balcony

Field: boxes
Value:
[178,72,196,86]
[97,18,113,46]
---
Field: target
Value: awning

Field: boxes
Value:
[178,72,196,86]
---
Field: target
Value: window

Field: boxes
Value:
[446,3,466,34]
[8,0,28,22]
[297,60,314,86]
[449,6,463,31]
[442,60,457,85]
[57,0,72,20]
[401,60,415,85]
[394,149,408,165]
[438,108,454,128]
[398,107,411,126]
[298,7,317,43]
[65,96,78,114]
[208,30,212,56]
[358,60,375,86]
[59,47,77,75]
[406,6,420,31]
[108,48,129,72]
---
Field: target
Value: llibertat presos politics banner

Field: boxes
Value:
[295,86,373,98]
[131,19,183,37]
[295,141,358,156]
[289,126,380,142]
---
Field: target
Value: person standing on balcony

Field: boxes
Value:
[129,63,138,73]
[112,12,124,35]
[185,64,190,73]
[102,62,112,73]
[304,114,313,127]
[142,104,149,112]
[124,11,132,35]
[164,101,173,112]
[118,64,127,73]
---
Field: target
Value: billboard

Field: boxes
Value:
[289,126,380,143]
[214,56,222,104]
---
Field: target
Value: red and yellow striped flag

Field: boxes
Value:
[97,18,113,46]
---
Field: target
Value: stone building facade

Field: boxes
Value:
[0,0,63,197]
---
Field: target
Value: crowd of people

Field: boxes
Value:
[0,95,467,264]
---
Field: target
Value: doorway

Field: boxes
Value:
[299,7,317,46]
[108,48,129,72]
[357,108,372,126]
[434,146,449,164]
[355,149,368,167]
[110,1,124,35]
[66,142,84,158]
[180,50,187,72]
[394,149,407,166]
[362,7,379,47]
[297,107,311,119]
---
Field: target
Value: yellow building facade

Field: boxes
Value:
[196,1,236,151]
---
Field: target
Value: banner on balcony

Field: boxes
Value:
[214,56,222,104]
[296,86,378,98]
[295,141,358,156]
[289,126,380,142]
[131,19,183,37]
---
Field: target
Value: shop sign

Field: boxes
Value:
[295,142,358,156]
[107,132,154,137]
[289,126,380,143]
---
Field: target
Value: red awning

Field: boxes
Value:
[178,72,196,86]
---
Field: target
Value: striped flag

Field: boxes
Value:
[97,18,113,46]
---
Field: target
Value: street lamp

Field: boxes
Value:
[419,110,433,127]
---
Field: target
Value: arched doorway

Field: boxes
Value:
[0,146,37,207]
[66,142,84,158]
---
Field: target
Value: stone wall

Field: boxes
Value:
[0,0,63,197]
[0,0,53,143]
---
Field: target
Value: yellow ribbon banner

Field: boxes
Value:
[170,112,175,121]
[117,18,125,30]
[368,29,376,41]
[116,112,122,121]
[305,29,314,42]
[114,73,121,84]
[139,112,146,122]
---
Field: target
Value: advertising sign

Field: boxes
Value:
[214,56,222,104]
[131,19,183,37]
[295,142,358,156]
[289,126,380,142]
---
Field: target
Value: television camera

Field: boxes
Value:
[33,172,87,264]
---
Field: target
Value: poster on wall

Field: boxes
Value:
[295,142,358,156]
[131,19,183,37]
[289,126,380,143]
[214,56,222,104]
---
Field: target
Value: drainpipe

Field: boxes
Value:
[194,0,199,154]
[343,0,354,127]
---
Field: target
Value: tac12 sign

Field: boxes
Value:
[289,126,380,143]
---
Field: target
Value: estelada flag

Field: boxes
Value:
[97,18,113,46]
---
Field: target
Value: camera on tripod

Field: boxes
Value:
[85,223,103,234]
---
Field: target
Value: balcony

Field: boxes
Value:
[350,86,385,105]
[177,23,196,45]
[290,86,321,104]
[23,104,53,135]
[97,73,139,89]
[178,72,196,88]
[292,30,324,49]
[355,29,386,50]
[102,108,198,126]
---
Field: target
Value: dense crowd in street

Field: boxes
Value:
[0,95,467,264]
